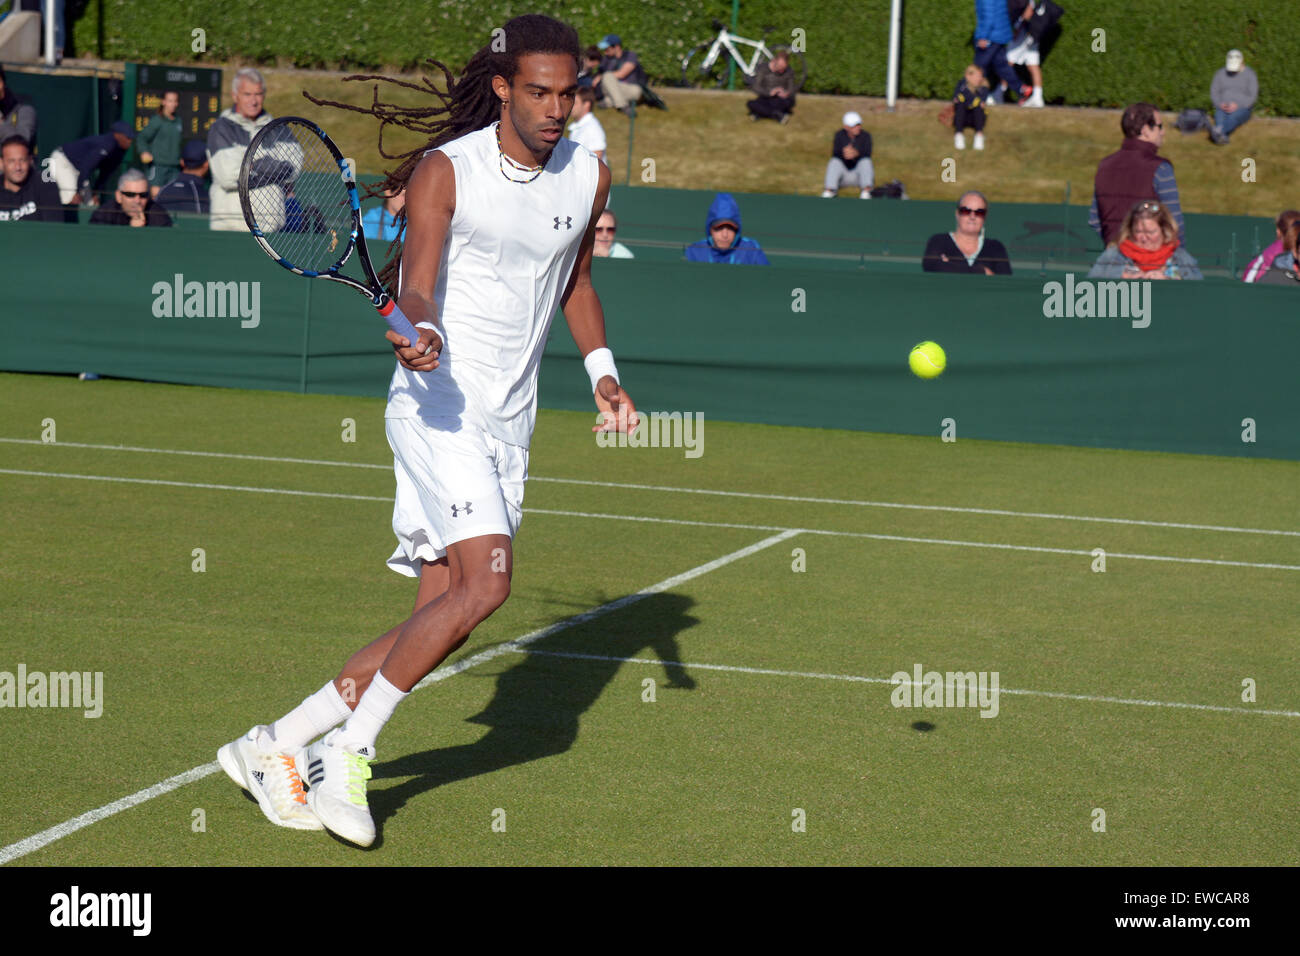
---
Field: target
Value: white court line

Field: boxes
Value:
[0,530,800,865]
[3,437,1295,538]
[0,468,392,503]
[411,530,802,691]
[522,650,1300,719]
[0,765,221,866]
[1,470,1296,571]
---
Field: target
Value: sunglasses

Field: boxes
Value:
[957,206,987,218]
[595,226,615,234]
[120,190,149,199]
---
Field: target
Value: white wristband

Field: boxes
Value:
[584,347,619,395]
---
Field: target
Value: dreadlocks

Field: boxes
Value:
[303,14,581,290]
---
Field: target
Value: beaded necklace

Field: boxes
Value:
[496,122,548,184]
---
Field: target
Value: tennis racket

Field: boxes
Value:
[237,115,423,349]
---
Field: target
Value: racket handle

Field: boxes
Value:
[377,298,424,350]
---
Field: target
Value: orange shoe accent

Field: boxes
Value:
[280,754,308,804]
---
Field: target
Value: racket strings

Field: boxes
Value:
[245,123,354,273]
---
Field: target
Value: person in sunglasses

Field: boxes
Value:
[593,208,633,258]
[1089,103,1184,247]
[921,191,1011,275]
[1087,199,1201,280]
[88,168,173,227]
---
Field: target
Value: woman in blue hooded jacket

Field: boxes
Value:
[684,192,770,265]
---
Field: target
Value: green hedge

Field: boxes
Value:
[72,1,1300,113]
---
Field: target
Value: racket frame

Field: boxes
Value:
[238,115,420,344]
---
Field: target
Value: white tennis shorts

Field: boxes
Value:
[384,417,528,577]
[1006,31,1040,66]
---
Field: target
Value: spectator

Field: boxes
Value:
[155,139,211,216]
[578,45,603,96]
[1003,1,1045,108]
[597,34,646,115]
[684,192,769,265]
[821,111,873,199]
[1242,210,1300,283]
[208,67,281,231]
[593,209,633,258]
[1088,200,1201,280]
[49,120,134,206]
[362,186,405,241]
[282,184,325,234]
[746,47,797,124]
[1209,49,1258,146]
[137,90,183,197]
[1254,220,1300,286]
[952,65,990,151]
[1089,103,1183,247]
[921,191,1012,275]
[0,65,38,149]
[88,168,173,227]
[567,88,606,163]
[973,0,1031,105]
[0,134,69,223]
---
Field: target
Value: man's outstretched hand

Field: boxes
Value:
[386,327,443,371]
[593,375,639,433]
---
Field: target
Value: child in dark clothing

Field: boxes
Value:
[952,65,990,151]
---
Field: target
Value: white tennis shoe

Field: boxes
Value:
[305,729,376,847]
[217,726,321,831]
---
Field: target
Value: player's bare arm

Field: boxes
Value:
[560,161,638,431]
[385,150,456,371]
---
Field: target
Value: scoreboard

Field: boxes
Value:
[129,64,223,139]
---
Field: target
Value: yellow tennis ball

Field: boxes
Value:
[909,341,946,379]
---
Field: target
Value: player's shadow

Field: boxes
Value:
[366,591,699,835]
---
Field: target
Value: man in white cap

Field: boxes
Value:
[1209,49,1257,145]
[822,111,873,199]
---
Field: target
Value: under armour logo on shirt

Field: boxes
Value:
[553,216,572,230]
[450,502,473,517]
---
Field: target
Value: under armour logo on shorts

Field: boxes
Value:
[553,216,572,230]
[450,501,473,518]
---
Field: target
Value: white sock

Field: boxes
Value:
[260,680,352,752]
[335,670,408,753]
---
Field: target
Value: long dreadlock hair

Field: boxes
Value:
[303,14,581,291]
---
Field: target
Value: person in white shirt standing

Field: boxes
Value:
[567,87,607,162]
[217,13,640,848]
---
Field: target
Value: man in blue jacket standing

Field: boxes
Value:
[973,0,1031,105]
[684,192,769,265]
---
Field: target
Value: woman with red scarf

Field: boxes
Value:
[1088,200,1203,279]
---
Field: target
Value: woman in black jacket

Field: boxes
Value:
[921,191,1012,275]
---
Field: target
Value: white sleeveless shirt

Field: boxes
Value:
[386,123,600,448]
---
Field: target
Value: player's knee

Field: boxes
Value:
[460,575,510,624]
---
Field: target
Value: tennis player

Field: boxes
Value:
[218,14,638,845]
